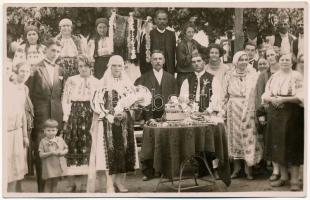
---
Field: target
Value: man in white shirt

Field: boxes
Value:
[179,53,213,112]
[44,58,56,85]
[273,13,296,55]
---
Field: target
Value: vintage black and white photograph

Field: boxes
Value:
[2,2,308,197]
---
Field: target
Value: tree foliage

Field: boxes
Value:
[6,6,304,57]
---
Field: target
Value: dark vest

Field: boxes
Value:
[187,71,214,112]
[274,32,294,48]
[292,37,299,57]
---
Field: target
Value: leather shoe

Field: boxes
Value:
[290,182,301,191]
[269,174,280,181]
[114,184,128,193]
[231,170,241,179]
[246,174,254,180]
[142,176,152,181]
[270,179,289,187]
[214,170,220,180]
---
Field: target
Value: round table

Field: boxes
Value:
[140,123,231,187]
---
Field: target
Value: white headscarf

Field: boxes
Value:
[59,18,73,27]
[232,51,249,67]
[100,55,134,94]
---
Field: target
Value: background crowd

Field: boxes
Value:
[5,7,305,193]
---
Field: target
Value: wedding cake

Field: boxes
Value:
[165,96,188,121]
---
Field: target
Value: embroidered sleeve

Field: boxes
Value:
[91,87,109,118]
[294,72,303,90]
[87,39,95,62]
[79,34,89,56]
[62,77,74,122]
[208,76,222,113]
[179,79,189,101]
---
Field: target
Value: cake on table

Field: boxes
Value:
[164,96,188,121]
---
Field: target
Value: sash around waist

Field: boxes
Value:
[230,96,246,99]
[7,127,22,133]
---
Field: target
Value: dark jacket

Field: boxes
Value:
[244,35,263,47]
[135,70,178,120]
[176,39,208,73]
[273,32,295,49]
[26,60,64,138]
[139,29,176,75]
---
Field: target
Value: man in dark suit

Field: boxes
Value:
[135,50,178,181]
[292,18,304,58]
[139,9,176,75]
[26,39,64,192]
[244,20,263,48]
[244,42,258,71]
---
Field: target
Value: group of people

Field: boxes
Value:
[6,8,304,193]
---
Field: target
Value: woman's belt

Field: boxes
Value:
[95,54,112,58]
[71,100,91,103]
[7,127,22,132]
[230,96,246,99]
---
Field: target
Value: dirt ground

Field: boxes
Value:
[18,169,302,194]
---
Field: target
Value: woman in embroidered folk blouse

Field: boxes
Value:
[90,55,139,193]
[62,55,99,191]
[55,18,85,81]
[222,51,263,180]
[262,54,304,191]
[87,18,113,79]
[13,25,46,75]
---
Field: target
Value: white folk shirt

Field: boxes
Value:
[44,60,55,85]
[153,68,163,85]
[280,32,291,55]
[298,34,304,57]
[60,37,79,57]
[179,70,206,102]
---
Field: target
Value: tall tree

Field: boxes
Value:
[234,8,244,53]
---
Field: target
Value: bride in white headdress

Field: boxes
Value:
[88,55,146,193]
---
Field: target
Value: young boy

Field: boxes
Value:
[39,119,68,193]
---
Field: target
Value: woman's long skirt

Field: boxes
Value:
[7,128,28,183]
[264,103,304,166]
[94,111,139,175]
[63,101,93,175]
[226,97,263,166]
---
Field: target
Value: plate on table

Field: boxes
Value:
[135,85,152,107]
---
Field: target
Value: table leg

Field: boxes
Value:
[154,174,164,192]
[178,160,189,192]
